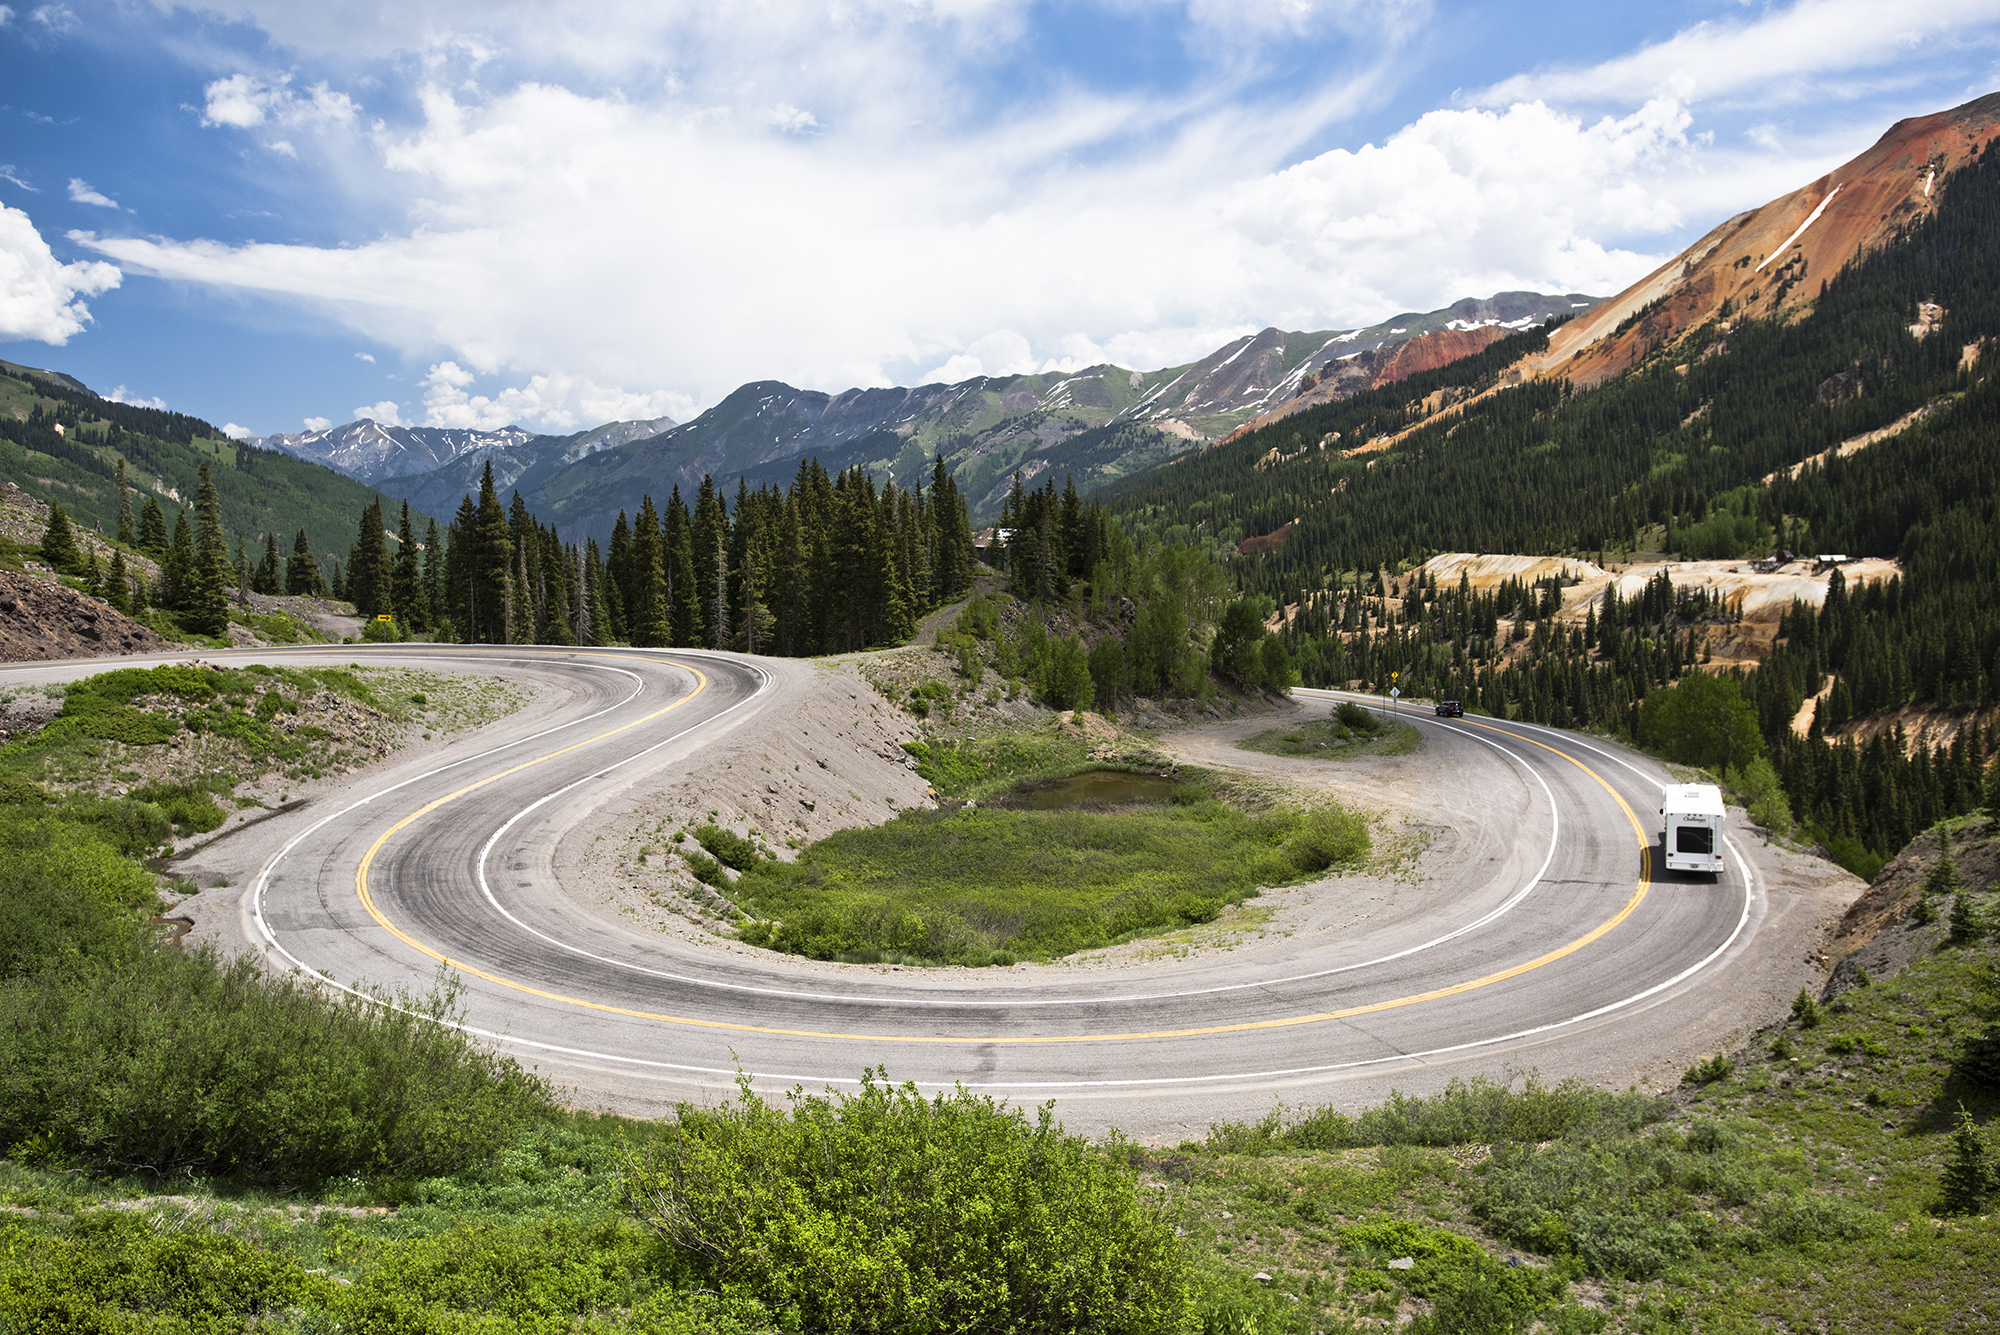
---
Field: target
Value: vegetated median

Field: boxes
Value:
[726,719,1372,966]
[1242,699,1423,760]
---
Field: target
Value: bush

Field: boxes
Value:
[0,953,552,1181]
[129,780,226,834]
[1336,701,1379,731]
[1285,803,1370,873]
[621,1074,1196,1333]
[679,849,728,886]
[1791,987,1823,1029]
[1037,633,1092,711]
[0,1211,326,1331]
[1207,1074,1669,1155]
[1683,1053,1735,1085]
[691,823,765,872]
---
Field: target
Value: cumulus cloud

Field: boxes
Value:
[353,399,404,426]
[0,205,119,343]
[220,422,254,439]
[302,415,332,431]
[767,103,819,134]
[29,4,76,33]
[1477,0,2000,109]
[66,178,119,208]
[84,0,1982,428]
[106,385,167,409]
[85,81,1711,414]
[354,350,374,362]
[416,360,684,432]
[201,73,359,130]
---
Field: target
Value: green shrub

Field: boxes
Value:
[621,1074,1196,1334]
[691,823,765,872]
[1683,1053,1735,1085]
[0,1212,326,1331]
[1284,803,1370,873]
[0,954,552,1181]
[1207,1074,1669,1155]
[129,780,226,834]
[1954,1026,2000,1088]
[680,849,727,886]
[1792,988,1823,1029]
[1336,701,1379,731]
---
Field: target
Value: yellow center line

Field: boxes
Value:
[353,674,1654,1045]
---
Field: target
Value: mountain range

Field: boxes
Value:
[251,291,1596,543]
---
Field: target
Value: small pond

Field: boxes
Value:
[1011,769,1185,809]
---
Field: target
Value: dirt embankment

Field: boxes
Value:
[0,568,171,659]
[1823,819,1999,997]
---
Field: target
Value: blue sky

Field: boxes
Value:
[4,1,1999,438]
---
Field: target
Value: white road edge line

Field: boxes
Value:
[458,683,1570,1009]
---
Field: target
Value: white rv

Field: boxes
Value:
[1660,784,1727,877]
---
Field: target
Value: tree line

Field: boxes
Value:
[325,454,982,654]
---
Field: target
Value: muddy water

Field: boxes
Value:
[1014,769,1183,809]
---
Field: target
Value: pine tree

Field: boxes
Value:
[346,499,392,618]
[104,549,130,614]
[1940,1106,1994,1214]
[253,531,281,595]
[285,529,322,597]
[472,464,513,643]
[423,518,444,633]
[115,459,134,546]
[186,463,232,636]
[235,535,251,605]
[392,502,427,629]
[163,508,194,609]
[138,495,169,557]
[39,499,82,573]
[631,496,669,647]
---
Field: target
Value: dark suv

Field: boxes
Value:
[1435,700,1465,718]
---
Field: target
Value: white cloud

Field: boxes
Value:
[767,103,819,134]
[0,8,13,28]
[353,399,404,426]
[268,139,297,157]
[0,165,33,191]
[85,80,1713,414]
[416,360,684,432]
[220,422,253,440]
[302,415,332,431]
[106,385,167,409]
[0,205,119,343]
[29,4,76,32]
[66,178,119,208]
[354,350,374,363]
[201,73,359,131]
[1478,0,2000,109]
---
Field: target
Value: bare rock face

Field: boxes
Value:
[0,569,173,661]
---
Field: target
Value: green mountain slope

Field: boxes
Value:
[1106,137,2000,866]
[1,361,426,563]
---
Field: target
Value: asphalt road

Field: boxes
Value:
[8,646,1778,1136]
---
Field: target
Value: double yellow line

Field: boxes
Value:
[354,682,1651,1045]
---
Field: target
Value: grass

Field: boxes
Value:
[733,791,1369,965]
[1243,703,1423,760]
[4,931,1996,1331]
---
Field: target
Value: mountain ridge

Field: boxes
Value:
[258,290,1594,542]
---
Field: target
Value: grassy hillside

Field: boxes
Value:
[5,793,1994,1330]
[0,361,428,562]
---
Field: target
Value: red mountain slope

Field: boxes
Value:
[1535,91,2000,386]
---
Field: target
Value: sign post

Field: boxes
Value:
[1387,671,1400,717]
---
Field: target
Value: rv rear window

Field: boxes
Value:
[1676,825,1714,855]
